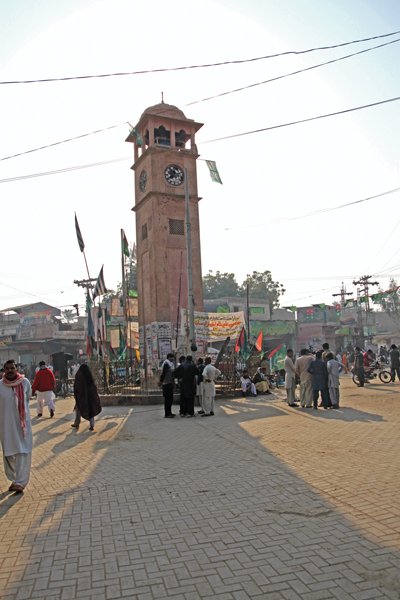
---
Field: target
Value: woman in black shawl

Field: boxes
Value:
[71,364,102,431]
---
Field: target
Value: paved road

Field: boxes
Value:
[0,377,399,599]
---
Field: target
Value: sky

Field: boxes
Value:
[0,0,399,315]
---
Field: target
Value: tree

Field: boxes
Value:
[202,270,239,299]
[240,271,285,309]
[374,278,400,321]
[61,309,77,323]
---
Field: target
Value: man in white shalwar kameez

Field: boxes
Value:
[326,353,342,409]
[0,360,32,493]
[201,357,221,416]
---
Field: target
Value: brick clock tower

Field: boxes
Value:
[126,102,204,372]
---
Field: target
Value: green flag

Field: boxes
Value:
[121,230,130,258]
[205,160,223,184]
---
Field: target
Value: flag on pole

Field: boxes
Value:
[268,343,283,359]
[205,160,223,184]
[93,266,107,300]
[235,326,249,356]
[74,213,85,252]
[121,229,130,258]
[254,330,263,352]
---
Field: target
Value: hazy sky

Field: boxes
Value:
[1,0,399,314]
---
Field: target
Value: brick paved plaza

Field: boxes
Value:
[0,377,399,600]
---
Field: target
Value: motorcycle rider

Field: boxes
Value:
[363,349,375,376]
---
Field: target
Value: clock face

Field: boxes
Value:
[164,164,184,186]
[139,169,147,192]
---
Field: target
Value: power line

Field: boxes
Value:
[0,122,126,162]
[1,30,399,85]
[2,93,400,182]
[224,188,400,231]
[2,39,398,163]
[0,157,129,184]
[187,37,400,106]
[203,95,400,144]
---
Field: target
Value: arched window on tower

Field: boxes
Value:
[154,125,170,146]
[175,129,189,149]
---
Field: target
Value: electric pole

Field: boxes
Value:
[352,275,379,345]
[332,282,352,310]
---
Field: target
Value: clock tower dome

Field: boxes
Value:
[126,102,204,368]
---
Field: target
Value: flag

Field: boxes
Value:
[128,289,138,298]
[235,326,245,353]
[254,330,263,352]
[93,266,107,300]
[235,326,249,356]
[121,229,130,258]
[270,344,287,371]
[74,213,85,252]
[268,343,283,359]
[205,160,223,184]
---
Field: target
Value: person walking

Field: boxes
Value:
[284,349,298,406]
[174,356,198,417]
[389,344,400,382]
[308,351,330,409]
[201,357,221,416]
[31,360,56,418]
[71,364,102,431]
[159,353,176,418]
[0,360,32,493]
[354,347,365,387]
[295,349,314,408]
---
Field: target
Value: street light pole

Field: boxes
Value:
[184,168,196,352]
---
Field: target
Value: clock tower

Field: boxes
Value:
[126,102,204,369]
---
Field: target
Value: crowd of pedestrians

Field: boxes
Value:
[159,354,221,418]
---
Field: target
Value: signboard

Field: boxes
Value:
[110,298,123,317]
[180,310,244,341]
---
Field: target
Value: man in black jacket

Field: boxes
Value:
[159,353,176,418]
[174,356,198,417]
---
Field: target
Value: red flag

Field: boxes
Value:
[268,343,283,359]
[235,326,245,353]
[254,330,263,352]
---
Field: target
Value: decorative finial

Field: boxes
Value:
[161,91,164,103]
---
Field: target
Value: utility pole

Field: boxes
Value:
[74,279,96,312]
[184,167,196,353]
[352,275,379,345]
[332,282,352,310]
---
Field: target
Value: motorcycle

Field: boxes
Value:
[352,361,391,386]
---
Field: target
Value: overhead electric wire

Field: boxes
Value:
[2,37,398,163]
[187,36,400,105]
[0,157,129,184]
[224,188,400,231]
[204,95,400,144]
[0,122,126,162]
[1,30,399,85]
[3,96,400,184]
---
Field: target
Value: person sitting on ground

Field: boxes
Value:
[252,367,272,395]
[240,369,257,397]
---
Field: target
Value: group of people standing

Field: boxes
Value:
[0,359,101,494]
[285,343,343,410]
[159,354,221,419]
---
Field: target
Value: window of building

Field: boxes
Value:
[169,219,184,235]
[154,125,170,146]
[175,129,189,148]
[142,223,148,240]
